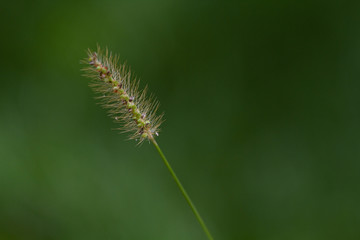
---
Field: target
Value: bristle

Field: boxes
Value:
[82,47,163,143]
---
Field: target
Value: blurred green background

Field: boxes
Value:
[1,0,360,239]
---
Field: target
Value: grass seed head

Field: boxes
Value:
[81,46,164,143]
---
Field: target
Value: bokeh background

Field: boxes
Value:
[1,0,360,239]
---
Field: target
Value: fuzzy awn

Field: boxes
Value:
[82,46,214,240]
[82,47,163,143]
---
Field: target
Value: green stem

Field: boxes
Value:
[150,138,214,240]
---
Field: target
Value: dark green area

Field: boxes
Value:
[1,0,359,239]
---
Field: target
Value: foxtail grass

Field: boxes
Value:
[81,46,214,240]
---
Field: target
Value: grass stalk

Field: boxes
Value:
[150,137,214,240]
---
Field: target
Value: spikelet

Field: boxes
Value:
[81,46,163,143]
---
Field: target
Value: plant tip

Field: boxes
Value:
[81,46,164,143]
